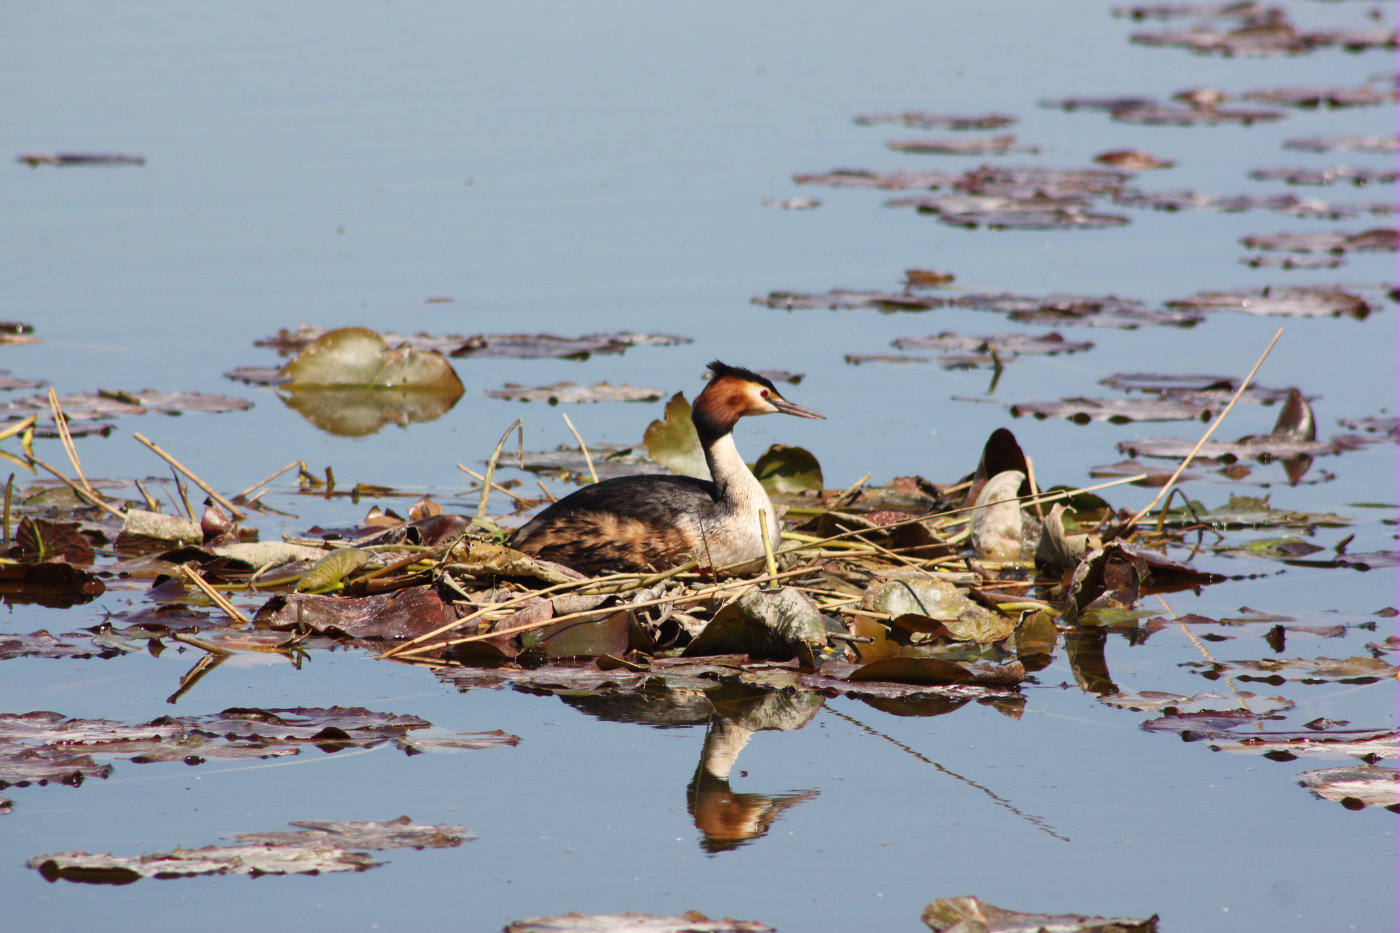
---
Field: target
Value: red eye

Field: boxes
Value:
[760,389,770,398]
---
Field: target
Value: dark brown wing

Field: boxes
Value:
[508,475,717,575]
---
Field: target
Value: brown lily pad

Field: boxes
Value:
[1299,764,1400,810]
[1008,395,1214,424]
[505,912,775,933]
[17,152,145,167]
[892,331,1094,363]
[1285,135,1399,154]
[1165,286,1373,319]
[1248,165,1400,186]
[855,112,1015,129]
[1240,228,1399,254]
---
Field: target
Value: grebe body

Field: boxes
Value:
[508,362,823,575]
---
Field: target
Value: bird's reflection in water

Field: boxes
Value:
[561,682,822,852]
[687,685,822,852]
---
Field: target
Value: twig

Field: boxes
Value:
[476,420,523,525]
[236,460,304,501]
[560,412,598,485]
[1123,328,1283,533]
[179,565,252,626]
[458,463,525,504]
[47,388,94,496]
[171,469,195,520]
[134,432,246,520]
[537,480,556,503]
[1023,454,1044,522]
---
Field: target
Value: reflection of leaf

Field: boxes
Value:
[752,444,822,493]
[277,386,462,437]
[643,393,709,479]
[848,657,1024,687]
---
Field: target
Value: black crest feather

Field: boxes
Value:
[706,360,777,393]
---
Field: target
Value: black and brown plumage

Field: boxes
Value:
[508,361,824,575]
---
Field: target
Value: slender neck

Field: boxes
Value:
[703,431,755,499]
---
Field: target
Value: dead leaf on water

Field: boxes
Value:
[1285,135,1399,154]
[487,382,664,404]
[505,911,775,933]
[1299,764,1400,811]
[1249,165,1400,186]
[855,112,1015,129]
[922,895,1158,933]
[887,135,1037,155]
[17,152,145,167]
[1166,285,1374,319]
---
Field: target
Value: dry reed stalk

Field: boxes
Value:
[179,565,252,625]
[457,463,525,504]
[134,432,246,519]
[560,412,598,485]
[46,389,95,496]
[1123,327,1283,533]
[475,419,522,524]
[236,460,304,501]
[0,414,37,443]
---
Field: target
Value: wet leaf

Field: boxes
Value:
[256,324,688,361]
[10,518,95,564]
[1240,228,1398,255]
[642,393,708,479]
[486,382,664,404]
[1244,84,1397,108]
[684,588,826,661]
[752,444,822,494]
[1036,504,1091,573]
[0,630,116,661]
[1158,495,1350,529]
[121,390,253,415]
[1249,165,1400,186]
[1185,655,1398,684]
[17,152,145,167]
[1009,395,1213,424]
[1118,433,1351,462]
[891,330,1094,363]
[0,747,113,789]
[1100,690,1293,715]
[949,292,1202,328]
[1299,765,1400,810]
[30,844,380,884]
[1095,149,1175,169]
[1284,135,1399,154]
[887,135,1037,155]
[256,585,458,641]
[755,289,945,311]
[517,443,661,482]
[232,816,471,850]
[278,328,465,390]
[535,610,632,659]
[922,895,1158,932]
[1067,541,1224,619]
[855,112,1015,130]
[1097,372,1299,403]
[970,470,1028,561]
[793,168,961,190]
[295,548,373,592]
[505,912,775,932]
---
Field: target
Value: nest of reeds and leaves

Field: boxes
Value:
[3,365,1262,708]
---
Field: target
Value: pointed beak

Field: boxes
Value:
[772,396,825,420]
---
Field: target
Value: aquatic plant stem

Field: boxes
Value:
[0,414,37,443]
[457,463,525,504]
[560,412,598,485]
[236,460,304,501]
[475,420,522,526]
[1123,327,1283,534]
[179,565,253,625]
[134,432,246,520]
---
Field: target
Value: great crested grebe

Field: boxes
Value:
[508,361,823,575]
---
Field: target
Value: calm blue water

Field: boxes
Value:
[2,2,1396,930]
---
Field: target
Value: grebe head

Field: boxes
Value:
[693,361,824,440]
